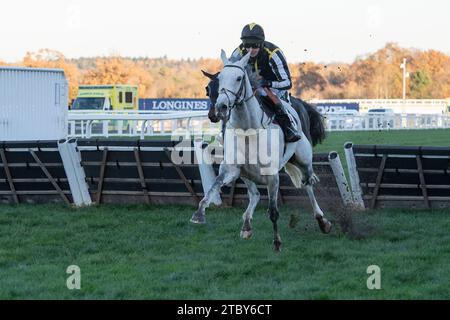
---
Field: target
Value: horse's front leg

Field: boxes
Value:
[190,165,240,224]
[240,177,260,239]
[267,175,282,252]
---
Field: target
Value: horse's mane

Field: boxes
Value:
[245,66,260,90]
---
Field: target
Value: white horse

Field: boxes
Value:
[191,50,331,251]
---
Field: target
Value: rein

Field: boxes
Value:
[220,64,255,123]
[218,64,272,132]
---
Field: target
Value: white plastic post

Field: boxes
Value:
[193,139,222,206]
[344,142,365,210]
[140,120,147,140]
[328,151,353,206]
[58,139,92,206]
[103,120,108,137]
[67,139,92,205]
[118,120,124,135]
[86,120,92,138]
[58,139,82,206]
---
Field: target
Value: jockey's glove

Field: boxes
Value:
[258,79,272,88]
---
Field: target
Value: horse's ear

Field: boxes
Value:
[201,70,219,80]
[239,51,251,67]
[220,49,229,65]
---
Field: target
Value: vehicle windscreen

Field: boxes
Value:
[72,98,105,110]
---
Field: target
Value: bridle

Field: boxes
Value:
[218,64,254,122]
[216,63,271,131]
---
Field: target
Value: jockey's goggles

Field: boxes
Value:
[243,42,261,49]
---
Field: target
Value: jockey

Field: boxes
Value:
[230,23,301,142]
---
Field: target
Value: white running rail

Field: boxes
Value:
[68,110,217,138]
[67,111,450,138]
[323,113,450,131]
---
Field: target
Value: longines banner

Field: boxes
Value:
[139,99,210,111]
[139,99,360,114]
[314,102,360,114]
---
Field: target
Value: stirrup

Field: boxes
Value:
[285,132,301,142]
[284,123,301,142]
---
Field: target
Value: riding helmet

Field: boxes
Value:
[241,23,265,43]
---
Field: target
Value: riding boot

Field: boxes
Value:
[275,111,302,143]
[259,95,301,142]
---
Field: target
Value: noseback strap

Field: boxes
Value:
[224,64,245,73]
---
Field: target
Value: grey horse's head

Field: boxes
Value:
[213,50,252,120]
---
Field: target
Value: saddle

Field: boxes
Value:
[257,93,298,131]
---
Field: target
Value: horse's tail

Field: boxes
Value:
[290,96,326,147]
[302,100,326,146]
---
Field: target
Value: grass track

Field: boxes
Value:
[0,204,449,299]
[313,128,450,156]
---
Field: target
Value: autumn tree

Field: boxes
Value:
[20,49,80,101]
[81,56,155,99]
[8,43,450,101]
[293,62,328,99]
[410,70,432,98]
[414,50,450,98]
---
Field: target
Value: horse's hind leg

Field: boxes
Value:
[240,177,260,239]
[293,150,332,234]
[304,185,332,234]
[190,166,240,224]
[292,138,319,186]
[267,175,282,251]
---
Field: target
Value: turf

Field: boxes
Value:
[0,203,448,300]
[313,128,450,157]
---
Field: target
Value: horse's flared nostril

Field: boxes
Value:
[215,103,227,112]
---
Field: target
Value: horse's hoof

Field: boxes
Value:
[308,174,320,186]
[190,218,206,224]
[273,240,282,252]
[190,213,206,224]
[240,230,253,239]
[316,217,332,234]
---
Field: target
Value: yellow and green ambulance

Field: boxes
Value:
[72,85,138,110]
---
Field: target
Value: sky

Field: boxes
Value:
[0,0,449,64]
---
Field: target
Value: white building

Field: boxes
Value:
[0,66,68,141]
